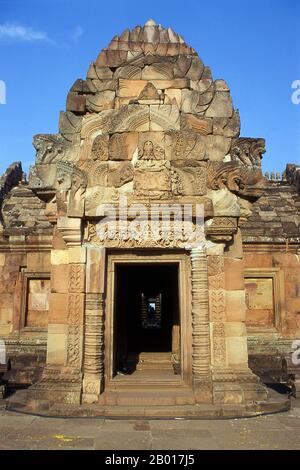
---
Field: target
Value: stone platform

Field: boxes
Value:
[5,387,290,419]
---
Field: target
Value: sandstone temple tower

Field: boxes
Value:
[0,20,299,416]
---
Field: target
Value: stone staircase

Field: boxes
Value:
[127,352,174,371]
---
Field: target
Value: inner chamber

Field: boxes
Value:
[114,263,180,376]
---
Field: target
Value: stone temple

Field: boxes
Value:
[0,20,299,417]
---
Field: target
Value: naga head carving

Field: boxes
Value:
[207,161,266,198]
[230,138,266,168]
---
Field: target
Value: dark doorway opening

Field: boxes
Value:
[114,263,180,376]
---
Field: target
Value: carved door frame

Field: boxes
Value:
[104,250,193,389]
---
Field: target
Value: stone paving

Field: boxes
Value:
[0,399,299,450]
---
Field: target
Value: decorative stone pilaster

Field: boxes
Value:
[207,253,227,369]
[82,294,105,403]
[82,247,106,404]
[190,247,212,402]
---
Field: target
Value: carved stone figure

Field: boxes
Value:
[33,134,67,164]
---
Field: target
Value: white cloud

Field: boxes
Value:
[71,26,83,43]
[0,22,54,44]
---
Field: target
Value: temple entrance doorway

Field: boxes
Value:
[113,263,180,378]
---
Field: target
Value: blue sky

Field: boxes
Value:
[0,0,299,175]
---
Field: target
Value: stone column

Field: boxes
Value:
[82,247,106,404]
[190,247,212,403]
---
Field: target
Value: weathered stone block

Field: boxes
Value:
[91,134,109,161]
[181,114,212,135]
[0,308,13,325]
[107,162,134,187]
[46,324,67,365]
[114,65,142,79]
[82,377,101,403]
[190,79,213,93]
[87,65,113,80]
[164,88,181,107]
[186,56,204,80]
[27,252,51,272]
[165,130,206,160]
[87,79,118,93]
[96,50,128,67]
[138,82,160,101]
[206,92,233,118]
[79,161,108,187]
[51,250,69,266]
[138,132,165,160]
[0,324,12,335]
[171,161,207,196]
[209,289,226,321]
[86,91,115,112]
[224,258,245,290]
[85,186,119,216]
[68,265,85,293]
[226,290,246,322]
[214,80,230,92]
[66,93,86,114]
[51,265,69,294]
[181,89,201,113]
[86,247,105,293]
[49,293,68,323]
[111,105,150,132]
[225,322,247,337]
[226,337,249,365]
[118,79,147,97]
[29,164,57,190]
[134,161,171,192]
[142,63,174,80]
[205,135,231,161]
[149,104,180,131]
[149,78,189,89]
[68,247,87,264]
[109,132,138,160]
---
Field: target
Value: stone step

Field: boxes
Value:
[98,388,196,406]
[127,352,175,371]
